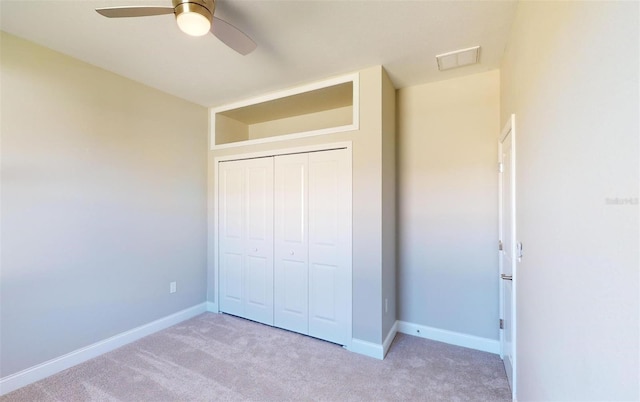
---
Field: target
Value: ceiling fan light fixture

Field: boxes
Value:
[175,2,212,37]
[95,0,255,55]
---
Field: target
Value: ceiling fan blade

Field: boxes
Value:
[96,6,174,18]
[212,16,256,55]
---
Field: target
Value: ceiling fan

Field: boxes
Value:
[95,0,256,55]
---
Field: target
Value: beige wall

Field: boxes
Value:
[215,114,248,145]
[248,106,352,140]
[381,68,397,339]
[0,33,208,377]
[397,70,500,339]
[501,2,639,400]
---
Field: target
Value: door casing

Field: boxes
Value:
[499,114,517,399]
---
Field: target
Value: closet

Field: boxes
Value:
[218,148,351,345]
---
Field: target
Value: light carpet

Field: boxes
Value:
[2,313,511,401]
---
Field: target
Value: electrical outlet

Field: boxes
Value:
[169,281,177,294]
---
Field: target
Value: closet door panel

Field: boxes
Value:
[218,157,274,325]
[245,255,270,309]
[274,154,309,334]
[243,159,274,325]
[222,253,243,301]
[278,259,308,330]
[308,149,350,345]
[219,163,245,317]
[246,165,271,242]
[309,263,337,320]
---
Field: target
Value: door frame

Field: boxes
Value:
[211,141,353,348]
[498,114,517,399]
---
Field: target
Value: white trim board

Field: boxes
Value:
[350,320,498,360]
[348,338,385,360]
[396,321,500,355]
[348,321,398,360]
[382,321,398,358]
[0,303,207,396]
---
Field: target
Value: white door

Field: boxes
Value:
[308,149,351,345]
[218,161,244,318]
[274,153,309,334]
[219,157,274,326]
[499,115,516,396]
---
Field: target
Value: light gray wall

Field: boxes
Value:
[0,33,208,377]
[208,66,389,343]
[500,2,639,400]
[397,70,500,339]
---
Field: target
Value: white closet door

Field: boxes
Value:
[218,162,245,318]
[274,153,309,334]
[243,158,274,325]
[219,157,274,326]
[308,149,351,345]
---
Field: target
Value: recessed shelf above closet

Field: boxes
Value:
[210,74,359,149]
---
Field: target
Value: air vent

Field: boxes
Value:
[436,46,481,71]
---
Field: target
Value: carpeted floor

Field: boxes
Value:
[2,313,511,401]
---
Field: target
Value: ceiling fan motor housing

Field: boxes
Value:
[173,0,215,22]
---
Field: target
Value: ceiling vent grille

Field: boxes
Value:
[436,46,481,71]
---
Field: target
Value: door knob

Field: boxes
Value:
[501,274,512,281]
[290,251,294,255]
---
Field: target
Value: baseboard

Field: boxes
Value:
[349,338,385,360]
[0,303,207,396]
[396,320,500,354]
[382,320,398,358]
[206,301,218,313]
[350,321,398,360]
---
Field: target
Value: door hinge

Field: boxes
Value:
[498,240,503,251]
[500,319,504,330]
[498,162,504,173]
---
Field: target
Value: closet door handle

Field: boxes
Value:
[501,274,512,281]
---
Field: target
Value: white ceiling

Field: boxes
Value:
[0,0,518,107]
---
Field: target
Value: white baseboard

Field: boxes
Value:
[206,301,218,313]
[0,303,207,396]
[348,338,385,360]
[396,320,500,354]
[382,320,398,358]
[349,321,398,360]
